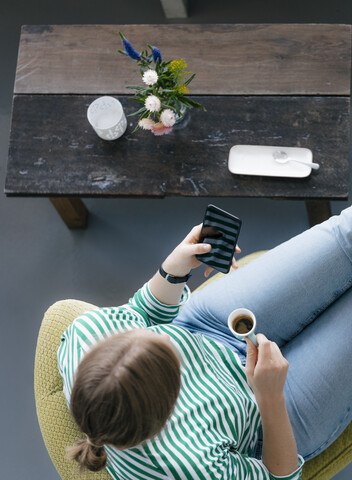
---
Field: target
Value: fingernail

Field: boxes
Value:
[204,244,211,251]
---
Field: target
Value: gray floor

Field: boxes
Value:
[1,1,351,478]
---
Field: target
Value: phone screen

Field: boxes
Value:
[196,204,242,274]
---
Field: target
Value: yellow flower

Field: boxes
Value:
[169,59,188,73]
[177,85,189,94]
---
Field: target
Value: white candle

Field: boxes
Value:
[87,97,127,140]
[96,110,121,129]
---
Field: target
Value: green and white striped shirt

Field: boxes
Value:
[58,282,304,480]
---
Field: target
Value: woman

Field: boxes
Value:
[58,205,352,480]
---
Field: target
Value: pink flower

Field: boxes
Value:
[145,95,161,112]
[160,109,176,127]
[138,118,155,130]
[152,122,173,136]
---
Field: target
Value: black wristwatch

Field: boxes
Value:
[159,264,192,284]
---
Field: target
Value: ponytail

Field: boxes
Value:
[66,437,107,472]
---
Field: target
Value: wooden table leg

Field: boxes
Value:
[50,198,88,229]
[159,0,188,18]
[305,200,331,227]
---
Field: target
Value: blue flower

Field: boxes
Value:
[119,32,141,60]
[122,38,141,60]
[152,47,162,63]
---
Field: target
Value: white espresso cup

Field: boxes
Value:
[87,96,127,140]
[228,308,258,346]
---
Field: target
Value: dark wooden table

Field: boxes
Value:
[5,24,351,228]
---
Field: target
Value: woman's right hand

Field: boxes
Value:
[245,334,289,405]
[162,223,241,278]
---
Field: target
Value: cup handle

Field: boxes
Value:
[247,332,258,347]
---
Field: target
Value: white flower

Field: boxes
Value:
[160,109,176,127]
[142,69,158,86]
[145,95,161,112]
[138,118,155,130]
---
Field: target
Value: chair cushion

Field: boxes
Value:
[34,253,352,479]
[34,299,111,479]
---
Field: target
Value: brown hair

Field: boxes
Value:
[66,329,181,472]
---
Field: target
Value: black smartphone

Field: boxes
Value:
[196,204,242,274]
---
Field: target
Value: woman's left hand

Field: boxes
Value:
[162,224,241,278]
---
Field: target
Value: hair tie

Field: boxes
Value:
[85,434,102,449]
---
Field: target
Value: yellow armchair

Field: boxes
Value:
[34,252,352,479]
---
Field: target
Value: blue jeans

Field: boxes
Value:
[173,206,352,461]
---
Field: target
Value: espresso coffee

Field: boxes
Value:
[232,315,253,334]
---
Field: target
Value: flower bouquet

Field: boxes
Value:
[118,32,205,135]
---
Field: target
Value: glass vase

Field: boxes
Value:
[174,105,190,129]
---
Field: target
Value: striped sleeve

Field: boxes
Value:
[128,281,190,325]
[266,455,304,480]
[231,453,304,480]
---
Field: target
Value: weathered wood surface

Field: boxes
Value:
[6,95,349,199]
[15,24,351,95]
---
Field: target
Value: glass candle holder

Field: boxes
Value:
[87,96,127,140]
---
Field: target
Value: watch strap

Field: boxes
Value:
[159,264,192,284]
